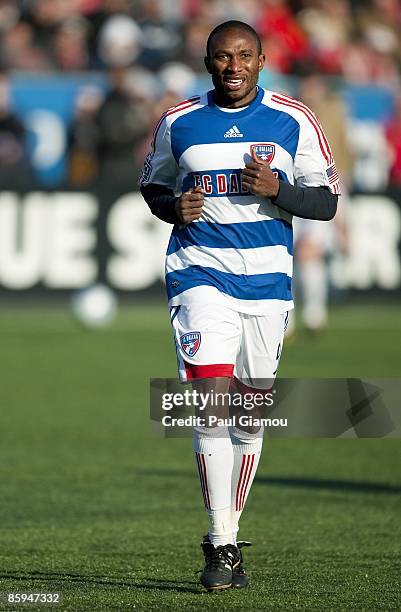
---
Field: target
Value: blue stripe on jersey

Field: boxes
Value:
[166,266,292,301]
[167,219,293,256]
[170,103,300,163]
[181,169,290,196]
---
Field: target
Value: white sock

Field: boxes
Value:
[301,259,328,330]
[229,426,263,544]
[193,425,234,546]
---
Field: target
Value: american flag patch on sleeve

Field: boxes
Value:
[326,163,339,184]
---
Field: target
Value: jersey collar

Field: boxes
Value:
[207,86,264,117]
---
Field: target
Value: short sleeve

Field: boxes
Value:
[139,114,178,190]
[294,110,341,196]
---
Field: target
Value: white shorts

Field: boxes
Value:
[170,303,288,388]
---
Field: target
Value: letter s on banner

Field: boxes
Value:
[107,193,170,290]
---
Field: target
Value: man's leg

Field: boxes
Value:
[230,311,287,543]
[296,225,329,333]
[192,377,234,547]
[170,303,242,590]
[229,415,263,545]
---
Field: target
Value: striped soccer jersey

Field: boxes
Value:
[140,87,339,315]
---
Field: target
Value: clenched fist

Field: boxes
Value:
[242,148,280,198]
[175,185,204,223]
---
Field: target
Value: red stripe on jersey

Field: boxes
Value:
[150,97,200,152]
[184,363,234,380]
[167,96,200,111]
[332,181,341,195]
[235,455,248,511]
[239,454,255,510]
[271,93,333,164]
[272,93,333,161]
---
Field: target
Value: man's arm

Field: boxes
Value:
[271,181,338,221]
[241,150,338,221]
[141,183,204,224]
[141,184,179,224]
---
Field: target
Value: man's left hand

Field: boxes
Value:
[241,148,280,198]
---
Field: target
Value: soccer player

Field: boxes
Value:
[140,20,339,591]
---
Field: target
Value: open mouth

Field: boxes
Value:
[223,77,245,91]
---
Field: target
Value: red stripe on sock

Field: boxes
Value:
[239,454,255,511]
[200,453,211,510]
[196,453,209,509]
[237,455,252,511]
[235,454,249,512]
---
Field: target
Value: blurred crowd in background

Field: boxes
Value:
[0,0,401,190]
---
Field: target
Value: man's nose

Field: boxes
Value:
[228,55,241,71]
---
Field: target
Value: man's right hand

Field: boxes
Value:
[175,185,204,224]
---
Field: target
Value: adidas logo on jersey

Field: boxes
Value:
[224,125,243,138]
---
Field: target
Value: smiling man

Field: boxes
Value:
[140,20,339,591]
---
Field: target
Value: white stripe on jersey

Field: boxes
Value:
[179,141,294,176]
[166,244,293,277]
[197,195,292,224]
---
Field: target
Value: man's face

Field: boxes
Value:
[205,28,265,108]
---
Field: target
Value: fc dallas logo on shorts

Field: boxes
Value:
[180,332,201,357]
[251,143,275,164]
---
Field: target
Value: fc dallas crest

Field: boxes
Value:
[251,143,275,164]
[180,332,201,357]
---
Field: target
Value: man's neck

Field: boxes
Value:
[212,87,258,109]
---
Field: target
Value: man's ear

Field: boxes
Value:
[258,53,266,72]
[204,55,211,74]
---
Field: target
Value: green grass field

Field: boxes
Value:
[1,302,400,611]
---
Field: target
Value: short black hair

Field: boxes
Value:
[206,20,262,57]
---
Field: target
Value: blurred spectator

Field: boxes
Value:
[136,0,183,71]
[95,66,151,186]
[0,0,399,189]
[0,0,21,31]
[97,14,142,67]
[385,95,401,188]
[299,74,354,183]
[53,17,90,71]
[290,74,353,334]
[351,120,391,192]
[297,0,352,74]
[183,17,213,71]
[0,73,32,189]
[259,0,310,74]
[1,20,53,71]
[68,85,103,186]
[0,0,398,83]
[158,62,196,99]
[182,0,262,24]
[345,0,401,86]
[342,36,400,87]
[24,0,79,51]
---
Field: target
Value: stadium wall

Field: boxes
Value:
[0,189,400,298]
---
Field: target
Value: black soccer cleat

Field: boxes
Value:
[200,538,241,592]
[231,540,252,589]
